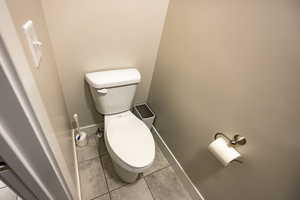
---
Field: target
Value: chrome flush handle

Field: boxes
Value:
[97,88,108,95]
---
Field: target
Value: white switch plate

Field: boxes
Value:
[22,20,42,68]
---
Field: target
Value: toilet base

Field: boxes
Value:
[112,161,139,183]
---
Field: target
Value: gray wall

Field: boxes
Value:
[41,0,170,126]
[5,0,76,187]
[148,0,300,199]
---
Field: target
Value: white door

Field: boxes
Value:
[0,1,78,199]
[0,35,74,200]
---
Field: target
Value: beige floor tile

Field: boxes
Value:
[145,167,192,200]
[144,144,169,176]
[77,135,99,162]
[101,155,127,191]
[94,193,110,200]
[98,137,108,156]
[79,158,108,200]
[110,179,153,200]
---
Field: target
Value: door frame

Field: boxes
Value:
[0,0,77,199]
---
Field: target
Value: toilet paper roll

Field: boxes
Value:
[208,137,241,166]
[75,131,88,147]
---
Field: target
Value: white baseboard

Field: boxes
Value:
[72,123,102,200]
[80,123,102,136]
[72,130,81,200]
[151,126,205,200]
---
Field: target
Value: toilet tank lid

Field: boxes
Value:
[85,68,141,88]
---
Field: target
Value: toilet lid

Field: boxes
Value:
[105,111,155,169]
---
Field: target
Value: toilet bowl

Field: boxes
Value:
[85,68,155,183]
[105,111,155,182]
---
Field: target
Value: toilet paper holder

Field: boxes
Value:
[214,132,247,146]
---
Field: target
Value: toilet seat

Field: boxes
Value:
[104,111,155,173]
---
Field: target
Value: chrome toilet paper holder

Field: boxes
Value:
[214,132,247,146]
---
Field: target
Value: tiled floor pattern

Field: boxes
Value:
[77,134,192,200]
[0,180,22,200]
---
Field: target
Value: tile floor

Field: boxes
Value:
[77,133,192,200]
[0,180,22,200]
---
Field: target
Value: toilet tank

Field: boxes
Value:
[85,68,141,115]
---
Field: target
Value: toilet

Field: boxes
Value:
[85,68,155,183]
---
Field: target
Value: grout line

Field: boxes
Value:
[78,154,102,164]
[143,165,171,178]
[89,192,110,200]
[98,150,171,194]
[143,177,155,200]
[99,152,108,157]
[76,128,109,200]
[108,174,153,194]
[97,138,108,158]
[77,144,100,163]
[78,154,108,200]
[108,164,171,195]
[99,156,111,199]
[107,184,127,193]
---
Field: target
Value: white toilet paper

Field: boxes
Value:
[208,137,241,166]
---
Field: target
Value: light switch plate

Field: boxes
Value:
[22,20,42,68]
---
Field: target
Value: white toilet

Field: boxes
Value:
[85,68,155,183]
